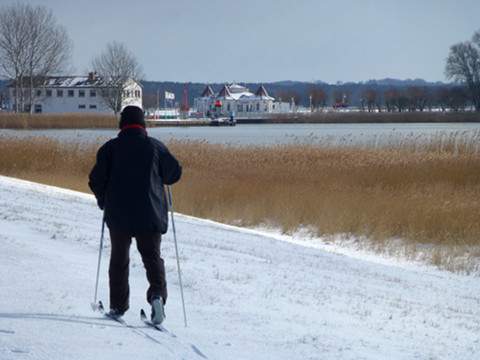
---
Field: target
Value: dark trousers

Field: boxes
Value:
[108,229,167,313]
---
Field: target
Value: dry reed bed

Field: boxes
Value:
[267,111,480,123]
[0,113,117,129]
[0,136,479,273]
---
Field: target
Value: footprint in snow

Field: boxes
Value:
[11,348,29,354]
[0,329,15,335]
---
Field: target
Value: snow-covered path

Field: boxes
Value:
[0,175,479,360]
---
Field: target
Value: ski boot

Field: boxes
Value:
[151,296,165,325]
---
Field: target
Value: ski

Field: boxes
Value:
[140,309,175,337]
[92,301,206,358]
[97,301,127,324]
[140,309,208,359]
[93,301,167,347]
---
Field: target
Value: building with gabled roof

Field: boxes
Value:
[201,85,215,97]
[194,83,289,116]
[8,72,142,114]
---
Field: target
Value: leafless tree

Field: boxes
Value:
[308,86,327,111]
[436,86,469,112]
[0,3,71,112]
[446,30,480,111]
[92,41,143,114]
[0,4,29,111]
[406,86,428,112]
[384,88,408,112]
[360,88,377,112]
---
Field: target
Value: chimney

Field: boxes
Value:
[88,72,97,81]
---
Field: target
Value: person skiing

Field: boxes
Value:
[89,105,182,324]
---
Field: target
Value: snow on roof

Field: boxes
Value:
[228,83,249,94]
[217,84,233,99]
[8,73,141,88]
[255,85,274,100]
[43,75,104,88]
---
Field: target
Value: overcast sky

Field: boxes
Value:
[5,0,480,83]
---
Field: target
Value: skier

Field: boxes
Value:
[89,105,182,324]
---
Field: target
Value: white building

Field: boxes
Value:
[8,72,142,114]
[194,83,290,117]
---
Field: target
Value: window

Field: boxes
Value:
[227,103,231,111]
[46,89,52,97]
[57,90,63,97]
[237,104,243,112]
[68,90,74,97]
[34,104,42,113]
[90,90,96,97]
[36,89,42,97]
[78,104,86,109]
[79,90,85,97]
[135,90,141,98]
[89,104,97,109]
[256,103,260,111]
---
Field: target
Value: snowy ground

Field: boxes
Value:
[0,175,479,360]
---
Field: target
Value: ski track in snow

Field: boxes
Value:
[0,175,479,359]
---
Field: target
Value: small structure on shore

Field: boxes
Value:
[194,83,290,117]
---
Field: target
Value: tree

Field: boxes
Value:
[308,86,327,111]
[406,86,428,111]
[0,3,71,113]
[92,41,143,114]
[360,88,377,112]
[445,30,480,111]
[384,88,408,112]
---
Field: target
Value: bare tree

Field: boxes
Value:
[406,86,428,112]
[361,88,377,112]
[0,3,71,113]
[92,41,143,114]
[308,86,327,111]
[0,4,29,111]
[446,31,480,111]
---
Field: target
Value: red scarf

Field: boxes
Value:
[120,124,147,134]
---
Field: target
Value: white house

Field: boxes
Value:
[8,72,142,114]
[194,83,290,116]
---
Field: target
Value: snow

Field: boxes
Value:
[1,175,480,359]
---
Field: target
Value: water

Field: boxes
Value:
[2,122,480,147]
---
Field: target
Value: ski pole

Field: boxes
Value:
[167,185,188,327]
[91,212,106,311]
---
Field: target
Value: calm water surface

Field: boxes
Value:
[2,123,480,147]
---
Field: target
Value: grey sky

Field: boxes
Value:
[6,0,480,83]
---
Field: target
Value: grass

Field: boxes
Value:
[0,134,479,273]
[0,113,117,129]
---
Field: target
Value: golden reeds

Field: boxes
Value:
[0,113,117,129]
[0,135,479,272]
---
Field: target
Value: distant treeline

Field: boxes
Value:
[140,79,469,112]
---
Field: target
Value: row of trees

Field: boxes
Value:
[276,85,471,112]
[0,3,142,114]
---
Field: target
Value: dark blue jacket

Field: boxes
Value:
[89,127,182,235]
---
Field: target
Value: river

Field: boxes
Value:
[1,122,480,147]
